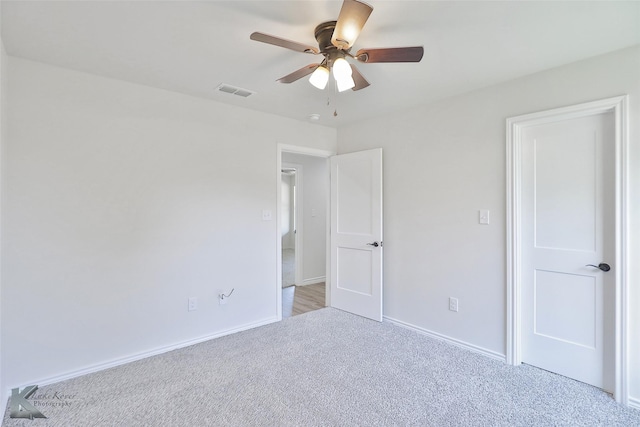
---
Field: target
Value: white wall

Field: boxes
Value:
[282,153,328,285]
[338,46,640,403]
[2,57,336,390]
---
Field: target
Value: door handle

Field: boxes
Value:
[586,263,611,272]
[366,241,380,247]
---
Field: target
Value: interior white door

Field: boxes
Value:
[330,148,383,321]
[521,112,614,390]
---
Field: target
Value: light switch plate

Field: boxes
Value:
[479,209,490,225]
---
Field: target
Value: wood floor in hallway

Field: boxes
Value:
[282,282,326,318]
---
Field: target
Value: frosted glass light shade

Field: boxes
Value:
[309,66,329,90]
[332,57,352,81]
[336,75,355,92]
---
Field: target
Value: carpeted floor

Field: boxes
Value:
[3,308,639,426]
[282,248,295,287]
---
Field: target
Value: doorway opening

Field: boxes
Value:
[278,148,331,319]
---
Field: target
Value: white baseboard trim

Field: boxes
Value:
[300,276,326,286]
[6,316,279,393]
[384,315,506,363]
[629,396,640,410]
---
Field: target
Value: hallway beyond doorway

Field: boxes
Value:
[282,283,325,318]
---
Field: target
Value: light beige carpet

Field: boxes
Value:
[3,308,639,426]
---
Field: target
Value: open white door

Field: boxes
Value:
[330,148,383,321]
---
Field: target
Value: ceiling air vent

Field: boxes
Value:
[215,84,256,98]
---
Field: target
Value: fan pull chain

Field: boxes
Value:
[326,93,338,117]
[332,78,339,117]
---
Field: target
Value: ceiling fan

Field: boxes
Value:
[250,0,424,92]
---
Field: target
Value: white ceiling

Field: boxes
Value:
[2,1,639,128]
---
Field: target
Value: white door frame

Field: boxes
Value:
[506,95,629,404]
[276,144,335,320]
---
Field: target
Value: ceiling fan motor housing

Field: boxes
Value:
[315,21,342,54]
[315,21,350,67]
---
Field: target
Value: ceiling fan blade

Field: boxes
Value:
[250,32,319,54]
[350,65,370,91]
[331,0,373,50]
[355,46,424,63]
[277,64,321,84]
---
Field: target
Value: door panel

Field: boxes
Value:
[330,148,383,321]
[337,247,373,295]
[534,270,596,347]
[522,112,613,390]
[336,155,374,235]
[534,128,596,251]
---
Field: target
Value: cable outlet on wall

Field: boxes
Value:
[188,297,198,312]
[449,297,459,312]
[218,288,235,305]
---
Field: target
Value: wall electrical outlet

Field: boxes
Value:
[188,297,198,311]
[449,297,459,312]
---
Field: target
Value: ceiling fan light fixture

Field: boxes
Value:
[309,65,330,90]
[250,0,422,94]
